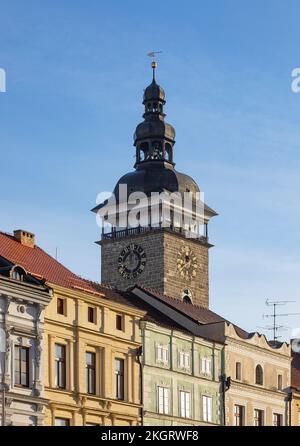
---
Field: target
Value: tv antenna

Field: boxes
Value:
[262,299,300,341]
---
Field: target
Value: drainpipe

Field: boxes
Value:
[221,374,231,426]
[287,390,293,426]
[136,345,144,426]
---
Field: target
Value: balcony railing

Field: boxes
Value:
[101,225,208,243]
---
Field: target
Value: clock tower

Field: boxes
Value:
[92,62,217,309]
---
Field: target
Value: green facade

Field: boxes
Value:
[141,321,224,426]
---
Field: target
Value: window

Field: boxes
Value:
[277,374,283,390]
[236,362,242,380]
[156,345,168,364]
[202,395,212,422]
[86,352,96,395]
[55,418,70,426]
[179,351,190,369]
[57,298,65,315]
[115,358,124,400]
[14,346,29,387]
[254,409,264,426]
[201,357,211,374]
[158,387,169,415]
[116,314,124,331]
[55,344,66,389]
[180,391,191,418]
[255,365,263,385]
[85,423,100,426]
[234,405,244,426]
[273,413,283,426]
[12,269,24,281]
[88,306,96,323]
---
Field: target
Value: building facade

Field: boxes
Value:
[291,348,300,426]
[197,322,291,426]
[43,283,144,426]
[141,320,222,426]
[0,254,52,426]
[0,230,145,426]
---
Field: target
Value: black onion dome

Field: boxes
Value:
[113,162,200,200]
[134,120,175,143]
[143,79,165,103]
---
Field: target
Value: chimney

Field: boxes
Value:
[13,230,35,248]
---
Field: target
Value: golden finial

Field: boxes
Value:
[147,51,162,80]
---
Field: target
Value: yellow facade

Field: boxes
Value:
[291,391,300,426]
[43,283,145,426]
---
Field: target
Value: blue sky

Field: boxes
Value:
[1,0,300,338]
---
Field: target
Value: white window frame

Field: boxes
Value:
[158,386,170,415]
[179,351,190,369]
[202,395,213,422]
[234,404,245,426]
[156,344,168,364]
[272,412,283,426]
[180,391,191,419]
[200,356,212,375]
[254,408,264,426]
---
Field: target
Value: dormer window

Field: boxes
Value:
[11,266,26,282]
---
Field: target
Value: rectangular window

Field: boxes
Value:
[179,351,190,369]
[254,409,264,426]
[14,346,29,387]
[158,387,169,414]
[273,413,283,426]
[236,362,242,380]
[277,374,283,390]
[88,307,96,323]
[116,314,124,331]
[115,358,124,400]
[201,357,211,374]
[234,405,244,426]
[180,391,191,418]
[55,418,70,426]
[202,395,213,422]
[156,345,168,364]
[55,344,66,389]
[57,298,66,315]
[86,352,96,395]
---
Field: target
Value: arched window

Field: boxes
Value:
[139,142,149,162]
[165,143,172,162]
[255,364,263,385]
[11,266,26,282]
[183,295,192,304]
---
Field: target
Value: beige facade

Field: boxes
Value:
[197,322,291,426]
[43,283,145,426]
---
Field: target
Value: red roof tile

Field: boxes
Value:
[0,231,119,300]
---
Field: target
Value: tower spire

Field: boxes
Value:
[147,51,162,82]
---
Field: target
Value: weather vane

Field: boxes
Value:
[147,50,162,80]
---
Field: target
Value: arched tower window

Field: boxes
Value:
[138,142,149,162]
[165,143,173,162]
[151,141,163,160]
[255,364,263,385]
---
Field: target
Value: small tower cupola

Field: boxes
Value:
[134,61,175,167]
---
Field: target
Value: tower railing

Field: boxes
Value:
[101,225,208,243]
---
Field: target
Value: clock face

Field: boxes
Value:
[118,244,146,280]
[177,245,198,281]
